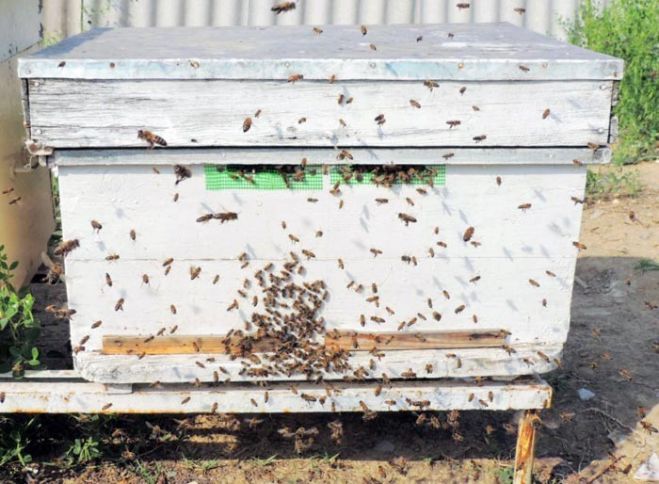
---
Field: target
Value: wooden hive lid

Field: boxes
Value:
[19,23,623,81]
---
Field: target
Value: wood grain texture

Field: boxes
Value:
[28,79,612,148]
[0,377,552,414]
[514,410,541,484]
[18,24,623,81]
[101,330,507,355]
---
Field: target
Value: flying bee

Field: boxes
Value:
[518,203,532,210]
[528,278,540,287]
[469,275,481,283]
[105,253,120,261]
[436,241,447,248]
[542,108,551,119]
[227,299,239,311]
[463,226,475,242]
[91,220,102,232]
[173,193,179,202]
[288,234,299,243]
[271,1,296,14]
[212,274,220,284]
[301,249,316,259]
[573,241,587,250]
[518,64,530,72]
[190,266,201,280]
[369,43,377,51]
[91,320,102,329]
[337,149,353,160]
[212,212,238,223]
[306,197,318,203]
[137,129,167,148]
[442,290,450,299]
[542,298,547,307]
[405,197,415,206]
[338,258,345,269]
[6,197,20,205]
[105,273,113,286]
[374,114,386,125]
[473,134,487,142]
[472,105,480,111]
[170,304,177,314]
[375,198,388,204]
[298,117,306,124]
[130,229,136,240]
[409,99,421,109]
[114,298,125,311]
[448,32,455,39]
[454,304,465,313]
[587,142,599,151]
[472,314,478,323]
[459,86,466,95]
[446,120,461,129]
[398,213,417,226]
[313,26,323,34]
[370,248,383,257]
[243,117,252,132]
[457,2,470,8]
[287,73,303,83]
[54,239,80,257]
[315,230,323,237]
[514,7,526,14]
[442,152,455,160]
[423,80,439,91]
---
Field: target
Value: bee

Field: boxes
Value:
[537,351,551,363]
[463,226,475,242]
[157,327,166,336]
[442,152,455,160]
[190,266,201,280]
[301,393,317,403]
[1,187,14,195]
[338,118,347,127]
[306,197,317,203]
[572,159,583,166]
[369,43,377,51]
[459,86,466,95]
[288,234,299,243]
[587,142,599,151]
[528,279,540,287]
[163,258,174,268]
[212,275,220,285]
[105,253,120,261]
[243,117,252,132]
[302,249,315,259]
[469,275,481,283]
[401,369,416,378]
[338,258,345,269]
[454,304,465,314]
[518,203,532,210]
[542,108,551,119]
[502,344,516,355]
[442,290,450,299]
[181,396,191,405]
[7,197,20,205]
[496,176,502,186]
[457,2,470,8]
[271,1,296,14]
[618,368,633,381]
[472,105,480,111]
[371,283,378,293]
[573,241,587,250]
[313,27,323,34]
[264,391,269,403]
[518,64,530,72]
[173,193,179,202]
[91,320,102,329]
[298,117,307,124]
[409,99,421,109]
[137,129,167,148]
[398,213,417,226]
[545,270,556,277]
[416,188,427,195]
[54,239,80,257]
[472,314,478,323]
[315,230,323,238]
[254,109,262,118]
[328,74,337,83]
[130,229,136,241]
[170,304,177,314]
[91,220,102,232]
[170,325,178,334]
[174,165,191,184]
[473,134,487,142]
[337,149,353,160]
[287,73,303,83]
[370,248,382,257]
[360,25,368,35]
[423,80,439,91]
[227,299,239,311]
[446,120,461,129]
[374,114,386,125]
[114,298,125,311]
[448,32,454,39]
[405,197,415,206]
[514,7,526,14]
[375,198,388,204]
[428,247,435,257]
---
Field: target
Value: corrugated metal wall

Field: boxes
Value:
[42,0,611,43]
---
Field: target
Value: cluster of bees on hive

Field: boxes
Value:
[32,2,611,444]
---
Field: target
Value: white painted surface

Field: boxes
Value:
[27,78,613,148]
[0,0,41,63]
[0,377,552,413]
[21,24,623,81]
[56,161,584,383]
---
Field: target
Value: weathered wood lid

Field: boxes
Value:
[19,23,622,81]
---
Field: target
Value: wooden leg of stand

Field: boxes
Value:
[513,410,539,484]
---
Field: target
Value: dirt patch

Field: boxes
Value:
[3,162,658,484]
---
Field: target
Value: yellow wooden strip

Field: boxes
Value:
[102,330,508,355]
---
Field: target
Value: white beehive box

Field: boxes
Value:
[19,24,622,385]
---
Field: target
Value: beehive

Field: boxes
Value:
[19,24,622,386]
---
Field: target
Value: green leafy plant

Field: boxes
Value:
[635,258,659,273]
[586,167,642,199]
[64,436,102,466]
[0,417,39,468]
[0,245,40,376]
[566,0,658,164]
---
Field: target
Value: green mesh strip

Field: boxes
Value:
[330,165,446,186]
[205,165,323,190]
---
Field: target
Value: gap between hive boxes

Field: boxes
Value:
[101,330,508,355]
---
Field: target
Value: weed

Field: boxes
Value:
[64,436,102,466]
[0,417,39,468]
[0,245,40,376]
[566,0,658,164]
[252,454,278,467]
[635,258,659,273]
[495,465,515,484]
[586,167,642,200]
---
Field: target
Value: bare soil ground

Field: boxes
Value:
[2,162,657,484]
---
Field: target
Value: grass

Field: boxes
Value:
[566,0,658,164]
[585,167,642,200]
[635,258,659,273]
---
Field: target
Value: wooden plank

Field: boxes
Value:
[101,330,507,355]
[28,79,612,148]
[0,377,552,414]
[76,345,563,384]
[324,330,507,351]
[514,410,541,484]
[18,24,623,81]
[51,147,612,167]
